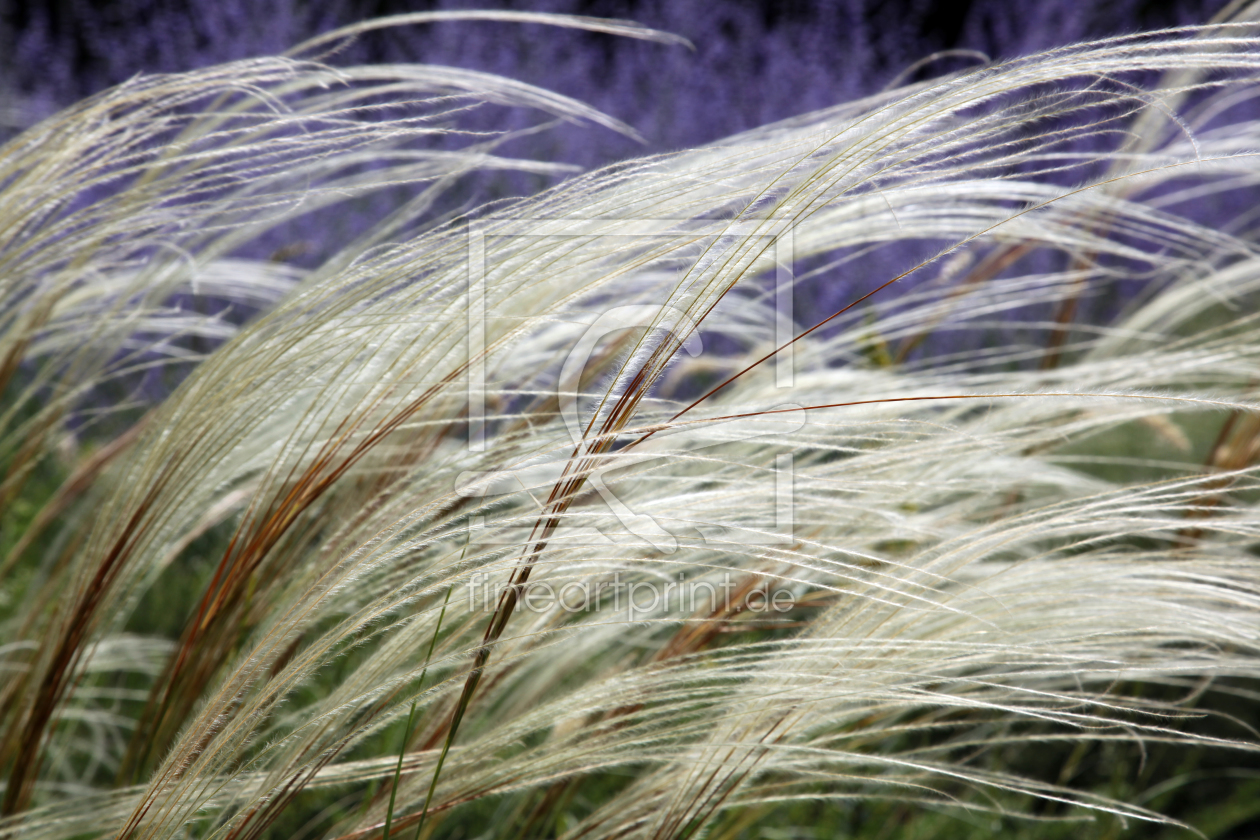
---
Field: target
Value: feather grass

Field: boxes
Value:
[3,10,1260,840]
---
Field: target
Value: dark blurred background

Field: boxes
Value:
[0,0,1227,165]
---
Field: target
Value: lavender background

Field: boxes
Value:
[0,0,1237,379]
[0,0,1223,163]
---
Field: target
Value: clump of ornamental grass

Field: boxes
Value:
[3,9,1260,840]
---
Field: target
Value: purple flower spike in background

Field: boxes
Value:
[0,1,1223,155]
[1,0,1232,343]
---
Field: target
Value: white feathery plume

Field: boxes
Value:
[2,15,1260,840]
